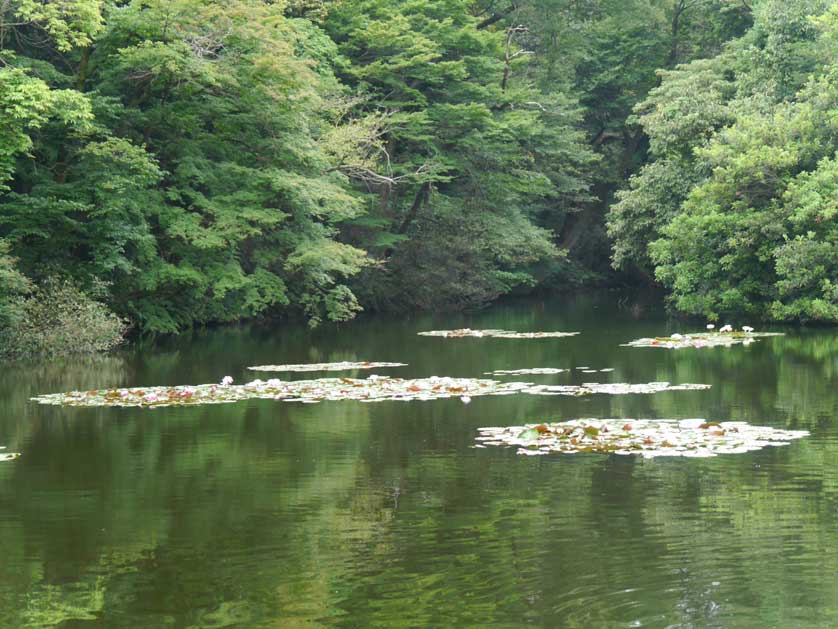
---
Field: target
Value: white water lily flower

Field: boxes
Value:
[706,324,715,330]
[460,395,472,404]
[221,376,234,385]
[670,333,683,340]
[742,326,754,333]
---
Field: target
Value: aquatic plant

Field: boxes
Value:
[485,368,568,375]
[0,447,20,462]
[248,361,407,372]
[30,378,711,408]
[623,330,783,349]
[417,328,579,339]
[475,419,808,458]
[522,382,710,396]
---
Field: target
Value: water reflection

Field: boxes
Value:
[0,293,836,627]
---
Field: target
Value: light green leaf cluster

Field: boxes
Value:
[609,0,838,322]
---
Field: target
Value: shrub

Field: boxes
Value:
[0,278,128,359]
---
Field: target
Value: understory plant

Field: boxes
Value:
[0,278,127,359]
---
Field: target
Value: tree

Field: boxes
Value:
[611,0,838,322]
[326,0,595,310]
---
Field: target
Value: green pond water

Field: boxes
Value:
[1,293,837,628]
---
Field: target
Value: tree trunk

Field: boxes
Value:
[397,182,430,235]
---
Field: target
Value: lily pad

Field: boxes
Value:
[476,418,808,458]
[248,361,406,372]
[622,330,783,349]
[418,328,579,339]
[0,447,20,462]
[484,367,568,375]
[30,377,712,408]
[523,382,710,396]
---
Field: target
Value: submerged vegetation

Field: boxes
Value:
[1,0,835,357]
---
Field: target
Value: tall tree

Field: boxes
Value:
[326,0,596,309]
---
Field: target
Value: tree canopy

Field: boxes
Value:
[0,0,835,347]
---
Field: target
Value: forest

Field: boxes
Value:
[0,0,836,356]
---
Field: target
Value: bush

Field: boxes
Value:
[0,279,128,359]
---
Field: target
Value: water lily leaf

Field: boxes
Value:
[484,367,568,375]
[31,377,712,409]
[622,331,783,350]
[248,361,406,372]
[0,447,20,462]
[517,428,541,440]
[476,419,808,458]
[418,328,579,339]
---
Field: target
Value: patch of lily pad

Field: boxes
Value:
[485,366,615,376]
[417,328,579,339]
[485,367,569,375]
[623,330,783,349]
[248,361,406,372]
[522,382,709,396]
[475,418,808,458]
[30,377,711,408]
[0,447,20,462]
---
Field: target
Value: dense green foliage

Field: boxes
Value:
[610,0,838,322]
[0,277,127,358]
[0,0,835,349]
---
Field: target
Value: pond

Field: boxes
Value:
[1,292,837,627]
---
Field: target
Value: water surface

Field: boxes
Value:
[1,294,836,627]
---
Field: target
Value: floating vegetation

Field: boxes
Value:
[248,361,407,373]
[485,367,568,375]
[31,377,710,408]
[523,382,710,396]
[486,367,615,376]
[475,418,808,458]
[31,377,531,408]
[0,447,20,462]
[622,330,783,349]
[417,328,579,339]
